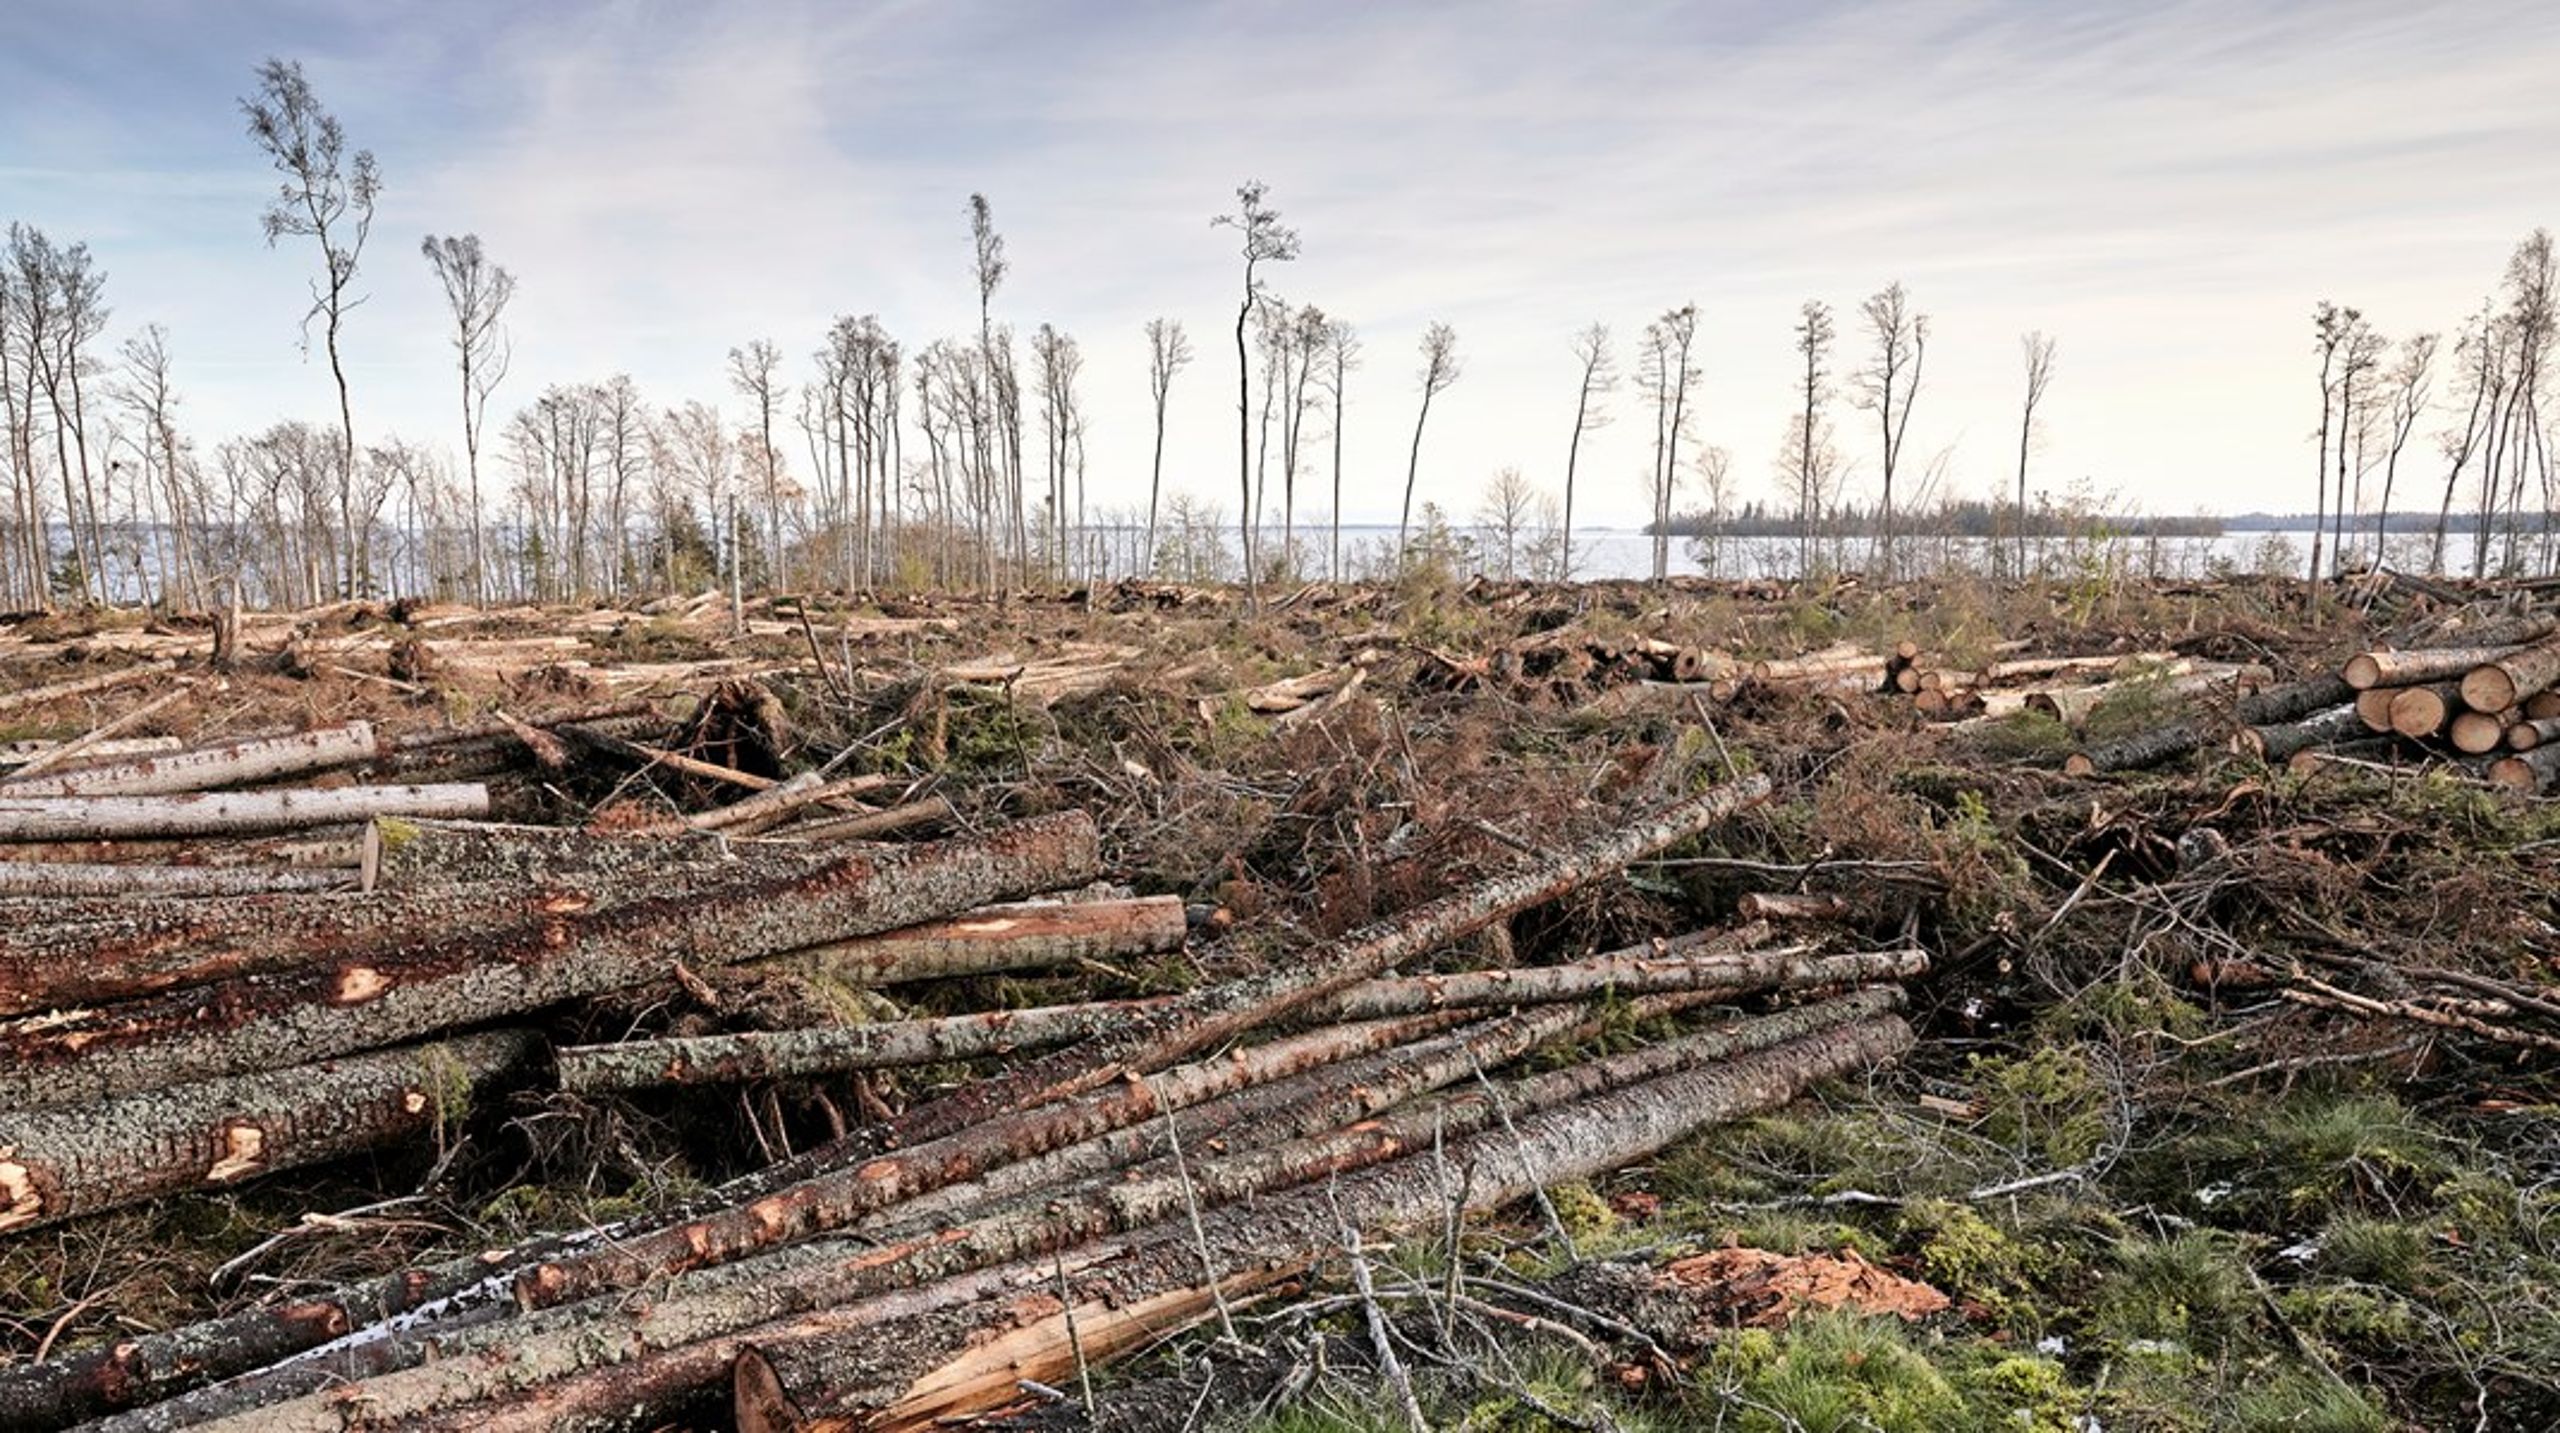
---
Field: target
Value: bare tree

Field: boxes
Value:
[2015,331,2057,576]
[1398,321,1461,559]
[242,57,379,597]
[1559,323,1614,581]
[2369,331,2439,566]
[967,194,1016,584]
[1854,283,1926,579]
[1318,316,1360,581]
[420,234,513,604]
[113,325,201,610]
[2309,301,2357,589]
[1142,317,1191,576]
[1474,466,1538,581]
[728,339,787,584]
[1792,301,1835,575]
[1690,444,1733,576]
[1212,181,1299,608]
[2430,305,2497,573]
[1637,306,1698,581]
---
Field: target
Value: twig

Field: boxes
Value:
[1340,1207,1429,1432]
[1152,1076,1242,1346]
[1055,1247,1096,1416]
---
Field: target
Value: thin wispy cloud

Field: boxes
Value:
[2,0,2554,524]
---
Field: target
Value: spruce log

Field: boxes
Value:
[0,722,383,797]
[0,783,487,842]
[553,947,1922,1092]
[0,1010,1461,1432]
[2233,703,2364,762]
[2451,707,2518,755]
[886,775,1772,1149]
[0,829,363,868]
[2353,687,2400,732]
[0,811,1101,1109]
[2461,633,2560,713]
[0,863,353,898]
[2342,644,2530,690]
[2529,691,2560,721]
[2488,745,2560,794]
[751,895,1187,985]
[0,1030,533,1235]
[345,1018,1925,1433]
[2507,717,2560,751]
[2387,682,2465,739]
[2398,610,2556,650]
[2064,719,2206,777]
[169,1008,1911,1433]
[2235,674,2356,727]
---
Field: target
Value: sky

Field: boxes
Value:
[2,0,2556,529]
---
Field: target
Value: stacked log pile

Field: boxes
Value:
[0,663,1923,1429]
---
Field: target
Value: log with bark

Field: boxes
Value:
[2487,744,2560,794]
[2235,674,2356,727]
[750,894,1188,986]
[0,863,354,898]
[0,783,488,843]
[0,661,171,715]
[2232,703,2365,763]
[2505,716,2560,752]
[771,797,953,843]
[0,722,384,797]
[0,811,1102,1109]
[0,1030,533,1236]
[0,735,184,769]
[2341,643,2532,690]
[2386,681,2466,739]
[2451,706,2518,755]
[2461,632,2560,713]
[2064,721,2205,777]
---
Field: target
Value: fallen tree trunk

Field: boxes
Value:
[0,863,353,898]
[0,829,363,868]
[0,1030,533,1235]
[770,797,953,843]
[2341,643,2529,690]
[2461,633,2560,713]
[0,735,183,768]
[2395,609,2556,650]
[0,1011,1468,1431]
[0,722,383,797]
[0,685,193,781]
[0,661,170,715]
[2235,674,2357,727]
[0,812,1101,1109]
[553,947,1922,1092]
[751,895,1188,986]
[0,783,487,842]
[888,775,1774,1149]
[2233,703,2365,762]
[2063,721,2205,778]
[395,1014,1917,1433]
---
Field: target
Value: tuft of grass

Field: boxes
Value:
[1701,1312,1964,1433]
[2091,1229,2258,1358]
[2231,1372,2389,1433]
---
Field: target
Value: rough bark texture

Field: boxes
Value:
[2488,744,2560,793]
[751,895,1188,986]
[0,784,488,842]
[0,863,353,897]
[767,797,953,843]
[889,775,1772,1146]
[0,1030,532,1235]
[2341,644,2527,690]
[2400,611,2557,649]
[2234,674,2356,727]
[0,812,1100,1108]
[0,723,383,797]
[2462,634,2560,714]
[2064,721,2204,777]
[2235,703,2366,762]
[160,1012,1911,1433]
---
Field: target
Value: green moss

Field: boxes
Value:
[2091,1229,2258,1358]
[2316,1213,2430,1289]
[1964,711,2074,761]
[2276,1285,2423,1348]
[1949,1352,2085,1433]
[373,815,420,852]
[1702,1313,1964,1433]
[1970,1044,2109,1170]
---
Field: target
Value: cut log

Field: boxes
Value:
[0,735,183,768]
[2488,745,2560,794]
[2063,721,2205,777]
[2460,634,2560,714]
[0,661,170,715]
[0,811,1102,1109]
[0,783,487,842]
[1750,650,1886,683]
[888,775,1773,1149]
[1734,891,1852,922]
[763,797,952,843]
[2235,674,2356,727]
[2232,703,2365,762]
[2386,682,2465,739]
[0,722,383,797]
[2353,687,2401,732]
[2021,663,2258,728]
[0,684,193,781]
[2507,717,2560,752]
[631,772,897,838]
[752,895,1188,986]
[0,828,364,869]
[2529,691,2560,721]
[0,863,353,898]
[2342,644,2530,690]
[554,947,1924,1092]
[2396,610,2556,650]
[2451,707,2518,755]
[0,1030,532,1235]
[175,1009,1912,1433]
[556,722,778,790]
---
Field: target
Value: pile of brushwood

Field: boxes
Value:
[8,572,2560,1432]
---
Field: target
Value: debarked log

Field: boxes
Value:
[749,894,1188,985]
[0,722,384,797]
[0,783,488,842]
[0,811,1102,1109]
[0,1030,534,1235]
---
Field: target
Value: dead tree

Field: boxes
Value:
[1319,315,1360,580]
[1639,306,1698,582]
[420,235,514,605]
[242,57,380,598]
[1792,301,1836,576]
[1141,317,1191,576]
[2369,331,2439,566]
[1398,321,1461,562]
[1560,322,1614,581]
[1212,182,1299,607]
[1855,283,1926,579]
[2015,331,2057,576]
